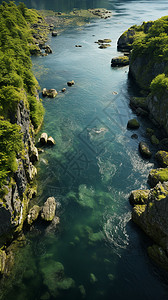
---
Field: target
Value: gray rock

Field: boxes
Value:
[41,197,56,221]
[127,118,140,129]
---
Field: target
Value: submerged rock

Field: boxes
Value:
[41,197,56,221]
[127,118,140,129]
[79,285,86,298]
[131,133,138,139]
[90,273,97,283]
[139,141,152,158]
[129,189,150,205]
[27,205,40,225]
[150,135,159,145]
[155,150,168,167]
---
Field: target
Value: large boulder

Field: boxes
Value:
[155,150,168,167]
[41,197,56,221]
[148,168,168,187]
[129,189,150,205]
[139,141,152,158]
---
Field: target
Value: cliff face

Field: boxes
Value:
[0,99,38,248]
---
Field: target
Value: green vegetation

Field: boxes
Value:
[0,1,45,187]
[150,73,168,97]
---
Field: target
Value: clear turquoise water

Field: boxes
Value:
[2,1,168,299]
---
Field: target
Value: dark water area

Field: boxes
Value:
[1,0,168,300]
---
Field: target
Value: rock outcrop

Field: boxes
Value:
[131,182,168,268]
[41,197,57,221]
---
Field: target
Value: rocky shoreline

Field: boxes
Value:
[115,17,168,268]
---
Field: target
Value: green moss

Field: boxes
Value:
[150,135,159,145]
[133,204,146,217]
[149,168,168,187]
[150,74,168,97]
[129,189,149,205]
[155,150,168,167]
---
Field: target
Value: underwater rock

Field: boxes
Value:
[42,88,58,98]
[89,231,104,244]
[67,80,75,86]
[131,133,138,139]
[77,185,95,209]
[150,135,159,145]
[148,168,168,187]
[41,197,56,222]
[155,150,168,167]
[27,205,40,225]
[41,260,75,296]
[129,189,150,205]
[40,132,48,144]
[146,128,155,137]
[47,136,55,146]
[127,118,140,129]
[79,285,86,298]
[139,141,152,158]
[108,273,115,281]
[111,56,129,67]
[90,273,97,283]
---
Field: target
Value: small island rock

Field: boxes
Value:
[52,31,58,37]
[42,88,58,98]
[111,56,129,67]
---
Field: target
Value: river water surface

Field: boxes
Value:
[2,0,168,299]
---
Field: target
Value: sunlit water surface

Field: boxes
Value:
[1,1,168,299]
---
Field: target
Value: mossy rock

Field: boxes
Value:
[127,118,140,129]
[27,205,40,225]
[130,97,148,110]
[111,56,129,67]
[150,135,159,145]
[88,231,104,244]
[148,244,168,270]
[146,128,154,137]
[155,150,168,167]
[139,141,152,158]
[41,197,56,221]
[129,189,150,205]
[148,168,168,187]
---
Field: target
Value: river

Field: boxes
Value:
[1,0,168,299]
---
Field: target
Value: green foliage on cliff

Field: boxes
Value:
[0,1,45,186]
[150,74,168,97]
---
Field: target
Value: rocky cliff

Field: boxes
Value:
[118,16,168,268]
